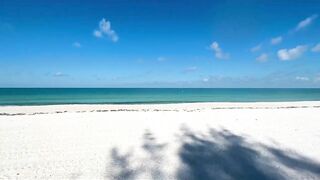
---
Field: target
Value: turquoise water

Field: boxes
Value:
[0,88,320,105]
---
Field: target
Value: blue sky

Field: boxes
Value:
[1,0,320,87]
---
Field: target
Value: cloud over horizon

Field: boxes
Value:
[295,76,309,81]
[53,72,68,77]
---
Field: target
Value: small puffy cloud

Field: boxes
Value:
[209,41,229,59]
[295,76,309,81]
[256,53,268,62]
[93,30,102,38]
[93,18,118,42]
[250,44,262,52]
[183,66,198,73]
[157,57,167,62]
[72,42,81,48]
[270,36,282,45]
[277,45,308,61]
[311,43,320,52]
[202,78,209,82]
[295,14,318,31]
[53,72,68,77]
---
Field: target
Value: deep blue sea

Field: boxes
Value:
[0,88,320,105]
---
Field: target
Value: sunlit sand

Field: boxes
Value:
[1,102,320,179]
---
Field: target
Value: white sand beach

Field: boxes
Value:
[1,102,320,179]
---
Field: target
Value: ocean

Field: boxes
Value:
[0,88,320,105]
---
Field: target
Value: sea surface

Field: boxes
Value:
[0,88,320,105]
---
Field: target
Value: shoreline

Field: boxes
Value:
[1,101,320,116]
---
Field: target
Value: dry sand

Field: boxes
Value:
[0,102,320,179]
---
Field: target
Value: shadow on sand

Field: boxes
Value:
[177,128,320,180]
[107,128,320,180]
[107,130,168,180]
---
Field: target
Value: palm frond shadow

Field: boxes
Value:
[107,130,167,180]
[177,128,320,180]
[107,128,320,180]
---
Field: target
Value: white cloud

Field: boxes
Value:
[93,18,118,42]
[93,30,102,38]
[295,14,318,31]
[311,43,320,52]
[53,72,68,77]
[72,42,81,48]
[295,76,309,81]
[210,41,229,59]
[250,44,262,52]
[202,78,209,82]
[277,45,308,61]
[256,53,268,62]
[270,36,282,45]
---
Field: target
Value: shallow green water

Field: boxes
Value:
[1,88,320,105]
